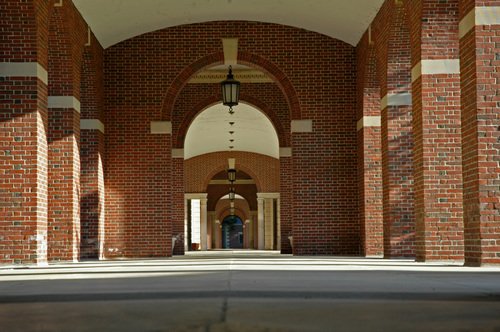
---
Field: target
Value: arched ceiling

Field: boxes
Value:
[184,103,279,159]
[73,0,385,48]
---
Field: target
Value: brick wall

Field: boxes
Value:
[104,21,357,256]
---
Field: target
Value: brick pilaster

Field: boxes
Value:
[279,156,292,254]
[0,0,50,265]
[357,32,383,257]
[47,4,81,262]
[172,155,185,255]
[408,0,464,262]
[80,42,105,259]
[379,1,415,258]
[459,0,500,265]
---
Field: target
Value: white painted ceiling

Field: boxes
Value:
[73,0,385,48]
[184,103,279,159]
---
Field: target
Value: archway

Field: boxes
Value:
[221,216,244,249]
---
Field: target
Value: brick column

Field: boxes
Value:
[264,198,274,250]
[0,0,50,265]
[80,120,105,259]
[408,0,464,262]
[47,4,81,262]
[200,197,208,250]
[257,196,265,250]
[379,2,415,258]
[357,37,383,257]
[279,153,292,253]
[80,44,105,260]
[459,0,500,265]
[172,150,185,255]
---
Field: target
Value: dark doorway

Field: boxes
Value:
[222,216,243,249]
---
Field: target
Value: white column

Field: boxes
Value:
[264,198,274,250]
[257,193,280,250]
[184,197,188,252]
[277,198,281,251]
[215,220,221,249]
[257,197,265,250]
[245,219,251,249]
[200,197,208,251]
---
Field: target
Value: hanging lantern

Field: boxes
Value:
[229,187,236,201]
[227,168,236,183]
[221,65,240,114]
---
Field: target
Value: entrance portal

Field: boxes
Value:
[222,216,243,249]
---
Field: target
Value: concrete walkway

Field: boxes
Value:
[0,251,499,331]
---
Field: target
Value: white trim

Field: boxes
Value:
[228,158,236,169]
[459,7,500,39]
[172,148,184,158]
[257,192,280,199]
[459,9,476,39]
[411,62,422,83]
[411,60,460,82]
[0,62,48,85]
[185,193,208,200]
[357,116,381,131]
[222,38,238,66]
[279,147,292,157]
[210,179,255,185]
[80,119,105,134]
[150,121,172,134]
[48,96,81,113]
[380,93,412,109]
[291,120,313,133]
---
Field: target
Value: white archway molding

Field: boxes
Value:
[184,103,280,159]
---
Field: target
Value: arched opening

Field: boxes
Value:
[184,103,280,159]
[221,215,244,249]
[182,100,280,252]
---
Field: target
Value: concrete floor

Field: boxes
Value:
[0,251,499,332]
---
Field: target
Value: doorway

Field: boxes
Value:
[222,216,243,249]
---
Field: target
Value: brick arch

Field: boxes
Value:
[203,163,263,194]
[237,51,301,121]
[161,52,301,121]
[219,209,247,223]
[160,52,224,120]
[184,151,280,193]
[174,93,289,148]
[215,199,250,222]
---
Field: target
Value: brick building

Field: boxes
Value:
[1,0,499,266]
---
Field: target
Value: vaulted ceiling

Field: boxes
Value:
[73,0,385,48]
